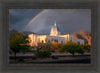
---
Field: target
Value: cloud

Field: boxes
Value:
[9,9,43,31]
[9,9,91,34]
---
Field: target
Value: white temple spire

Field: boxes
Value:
[54,21,56,26]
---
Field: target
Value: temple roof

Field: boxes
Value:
[50,21,60,36]
[51,21,60,32]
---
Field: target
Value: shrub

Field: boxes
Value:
[58,44,69,53]
[58,43,85,56]
[76,48,84,55]
[52,42,60,49]
[44,43,55,52]
[35,50,51,58]
[82,44,91,52]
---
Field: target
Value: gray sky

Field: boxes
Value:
[9,9,91,34]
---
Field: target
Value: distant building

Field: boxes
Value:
[28,21,84,46]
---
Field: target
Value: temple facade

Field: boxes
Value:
[28,21,84,46]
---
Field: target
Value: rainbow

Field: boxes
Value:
[23,9,46,31]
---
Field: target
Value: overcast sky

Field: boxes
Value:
[9,9,91,34]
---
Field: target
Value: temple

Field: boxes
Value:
[28,21,84,46]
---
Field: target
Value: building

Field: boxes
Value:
[28,21,84,46]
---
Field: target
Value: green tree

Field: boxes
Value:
[20,45,30,54]
[67,44,76,56]
[58,41,84,56]
[44,43,55,52]
[75,44,84,54]
[9,33,30,60]
[82,44,91,52]
[58,44,69,53]
[59,44,76,56]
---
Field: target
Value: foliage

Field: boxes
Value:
[52,42,60,50]
[36,43,55,52]
[44,43,55,52]
[34,50,51,58]
[58,41,84,56]
[74,44,84,54]
[76,48,84,54]
[36,44,45,52]
[20,45,30,54]
[82,44,91,52]
[58,44,69,53]
[58,43,75,56]
[66,41,76,45]
[9,33,30,60]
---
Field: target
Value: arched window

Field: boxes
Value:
[42,40,44,43]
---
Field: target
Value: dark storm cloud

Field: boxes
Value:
[9,9,43,31]
[9,9,91,34]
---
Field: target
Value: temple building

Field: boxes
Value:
[28,21,84,46]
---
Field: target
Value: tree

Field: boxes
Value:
[58,44,76,56]
[82,44,91,52]
[58,44,69,53]
[9,33,30,60]
[75,44,84,55]
[36,43,55,52]
[67,44,76,56]
[67,47,76,56]
[58,41,84,56]
[20,45,30,54]
[52,42,60,51]
[44,43,55,52]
